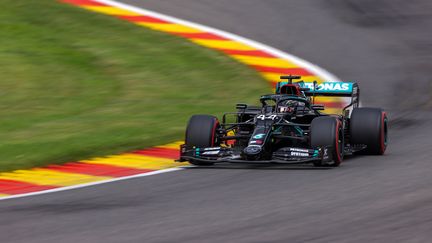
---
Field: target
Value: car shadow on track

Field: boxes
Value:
[182,156,357,170]
[183,164,332,170]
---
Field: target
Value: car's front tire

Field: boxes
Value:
[310,116,344,167]
[185,115,220,166]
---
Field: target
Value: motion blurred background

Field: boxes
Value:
[1,0,432,242]
[1,0,431,172]
[0,0,268,171]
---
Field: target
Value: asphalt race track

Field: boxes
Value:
[1,0,432,242]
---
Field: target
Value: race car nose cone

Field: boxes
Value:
[244,145,262,155]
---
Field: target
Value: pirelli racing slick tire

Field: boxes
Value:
[185,115,220,166]
[350,108,388,155]
[310,116,344,167]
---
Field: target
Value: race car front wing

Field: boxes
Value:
[178,145,333,164]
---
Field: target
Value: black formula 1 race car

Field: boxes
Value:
[179,76,388,167]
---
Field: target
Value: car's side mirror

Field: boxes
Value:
[311,104,325,110]
[300,88,310,92]
[236,103,247,110]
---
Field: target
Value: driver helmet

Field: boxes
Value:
[278,100,298,113]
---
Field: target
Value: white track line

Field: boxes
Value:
[0,168,184,201]
[0,0,341,201]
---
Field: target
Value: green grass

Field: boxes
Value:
[0,0,268,171]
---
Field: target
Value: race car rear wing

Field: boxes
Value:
[275,76,360,110]
[298,81,358,96]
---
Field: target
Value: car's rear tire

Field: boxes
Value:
[310,116,344,167]
[350,108,388,155]
[185,115,220,166]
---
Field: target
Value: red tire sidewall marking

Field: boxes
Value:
[334,119,342,163]
[211,120,219,147]
[380,112,387,154]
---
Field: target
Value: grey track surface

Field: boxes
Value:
[1,1,432,242]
